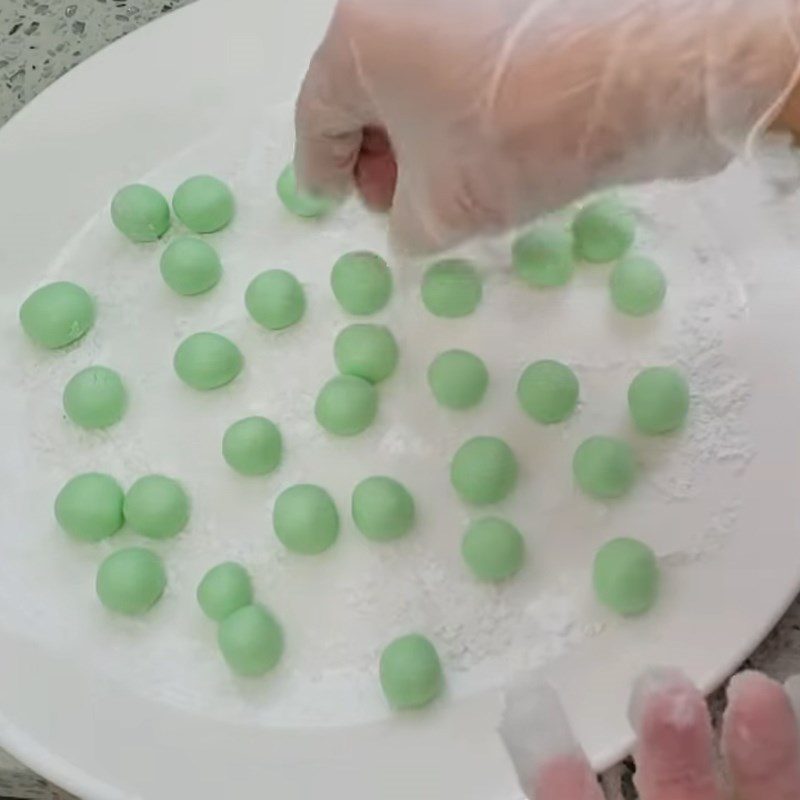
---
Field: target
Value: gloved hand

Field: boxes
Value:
[295,0,800,255]
[500,669,800,799]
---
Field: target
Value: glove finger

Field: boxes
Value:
[628,668,723,800]
[721,670,800,800]
[498,675,605,800]
[387,168,452,256]
[293,4,373,199]
[388,148,512,255]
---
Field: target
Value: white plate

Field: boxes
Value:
[1,1,800,798]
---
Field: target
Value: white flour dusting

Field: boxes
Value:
[0,103,765,728]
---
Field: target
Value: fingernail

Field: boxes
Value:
[628,667,696,733]
[498,674,578,791]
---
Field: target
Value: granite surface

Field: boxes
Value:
[0,0,193,126]
[2,1,800,798]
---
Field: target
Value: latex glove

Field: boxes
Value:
[295,0,800,255]
[499,669,800,800]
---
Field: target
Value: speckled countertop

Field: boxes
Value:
[2,2,800,798]
[0,0,192,126]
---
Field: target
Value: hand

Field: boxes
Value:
[500,669,800,799]
[295,0,800,255]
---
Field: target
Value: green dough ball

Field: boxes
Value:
[218,604,284,676]
[173,332,243,390]
[610,256,667,317]
[222,416,282,476]
[331,251,392,315]
[380,633,443,710]
[573,197,635,263]
[512,224,575,287]
[573,436,636,499]
[593,537,659,616]
[276,163,335,219]
[172,175,234,233]
[197,562,253,621]
[54,472,124,542]
[421,259,482,318]
[461,517,525,583]
[110,184,170,243]
[123,474,189,540]
[450,436,518,506]
[315,375,378,436]
[159,236,222,296]
[628,367,689,435]
[96,547,166,615]
[62,366,126,429]
[245,269,305,331]
[352,476,415,541]
[427,350,488,410]
[19,281,95,349]
[334,324,398,384]
[273,484,339,554]
[517,360,579,424]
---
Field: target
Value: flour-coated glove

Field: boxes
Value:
[295,0,800,254]
[499,669,800,799]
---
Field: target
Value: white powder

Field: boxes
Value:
[0,102,763,728]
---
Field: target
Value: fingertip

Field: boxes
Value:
[723,671,800,772]
[497,675,603,800]
[293,125,361,203]
[498,678,579,786]
[628,667,696,734]
[722,670,800,800]
[634,672,712,747]
[628,668,719,798]
[293,36,366,201]
[726,669,776,704]
[725,670,793,725]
